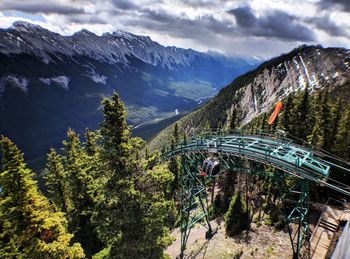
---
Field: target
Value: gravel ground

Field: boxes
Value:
[166,217,293,259]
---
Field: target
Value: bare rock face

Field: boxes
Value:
[235,45,350,124]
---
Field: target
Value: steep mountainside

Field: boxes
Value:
[0,21,258,166]
[148,45,350,151]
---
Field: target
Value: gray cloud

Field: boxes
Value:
[319,0,350,12]
[132,9,234,41]
[0,1,85,14]
[308,15,349,37]
[178,0,222,7]
[67,15,108,25]
[228,6,316,41]
[111,0,139,11]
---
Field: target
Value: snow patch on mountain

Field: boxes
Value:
[39,76,70,89]
[52,76,70,89]
[0,75,29,94]
[84,69,107,85]
[39,78,51,85]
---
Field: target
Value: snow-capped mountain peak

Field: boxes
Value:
[0,22,233,70]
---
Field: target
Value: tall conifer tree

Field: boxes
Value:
[93,92,172,258]
[0,136,84,258]
[292,87,310,140]
[45,149,70,212]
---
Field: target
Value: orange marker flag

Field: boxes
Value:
[268,101,283,125]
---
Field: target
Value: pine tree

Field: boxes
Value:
[260,113,268,132]
[308,92,324,147]
[330,98,343,152]
[220,170,236,213]
[229,107,238,131]
[45,149,71,212]
[92,92,171,258]
[335,102,350,160]
[321,91,331,150]
[109,164,174,258]
[99,92,131,172]
[62,129,92,214]
[173,123,179,145]
[61,129,102,257]
[279,94,294,133]
[0,136,84,258]
[83,128,103,201]
[308,91,333,150]
[84,128,100,157]
[292,87,311,140]
[169,124,181,196]
[224,191,249,237]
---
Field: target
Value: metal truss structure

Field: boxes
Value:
[162,132,350,259]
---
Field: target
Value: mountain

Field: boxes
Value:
[147,45,350,151]
[0,21,258,167]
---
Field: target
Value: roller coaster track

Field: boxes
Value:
[161,131,350,259]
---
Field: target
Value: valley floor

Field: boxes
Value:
[166,217,293,259]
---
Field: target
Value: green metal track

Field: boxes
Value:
[163,134,350,196]
[162,132,350,258]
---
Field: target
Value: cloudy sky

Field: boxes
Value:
[0,0,349,58]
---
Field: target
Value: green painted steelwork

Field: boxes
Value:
[162,132,350,258]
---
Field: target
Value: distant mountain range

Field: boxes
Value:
[0,21,259,167]
[147,45,350,151]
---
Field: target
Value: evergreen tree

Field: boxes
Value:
[60,129,102,257]
[309,91,333,150]
[224,191,249,237]
[169,124,181,194]
[279,94,294,133]
[62,129,93,216]
[229,107,238,131]
[83,128,104,201]
[183,133,187,146]
[260,113,268,132]
[330,98,343,152]
[321,91,331,150]
[84,128,100,157]
[220,171,236,212]
[0,136,84,258]
[335,102,350,160]
[173,123,179,145]
[308,92,324,147]
[292,87,311,140]
[45,149,71,212]
[92,92,172,258]
[99,92,131,172]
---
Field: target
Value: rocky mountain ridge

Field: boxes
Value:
[0,21,253,70]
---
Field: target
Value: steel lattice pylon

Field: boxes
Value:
[177,154,213,258]
[162,132,350,259]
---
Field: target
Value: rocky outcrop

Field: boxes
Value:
[236,45,350,124]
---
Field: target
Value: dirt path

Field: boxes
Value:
[166,217,293,259]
